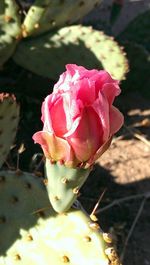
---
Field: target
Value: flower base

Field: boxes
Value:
[45,159,91,213]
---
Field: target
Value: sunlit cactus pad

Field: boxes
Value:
[0,94,20,168]
[0,170,120,265]
[22,0,101,36]
[13,25,128,81]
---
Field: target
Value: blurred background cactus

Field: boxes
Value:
[0,0,129,85]
[1,0,149,98]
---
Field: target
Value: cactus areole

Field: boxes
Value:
[45,159,91,213]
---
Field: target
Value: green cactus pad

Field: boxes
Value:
[2,0,21,37]
[118,10,150,52]
[0,94,20,168]
[22,0,101,37]
[0,22,17,65]
[0,170,119,265]
[13,25,128,81]
[0,1,5,15]
[0,0,21,65]
[45,159,90,213]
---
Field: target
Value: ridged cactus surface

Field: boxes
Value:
[0,94,20,168]
[22,0,101,37]
[45,160,90,213]
[13,25,128,81]
[0,170,121,265]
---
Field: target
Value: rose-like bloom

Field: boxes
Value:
[33,64,124,168]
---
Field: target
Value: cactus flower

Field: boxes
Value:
[33,64,123,168]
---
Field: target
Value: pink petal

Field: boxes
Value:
[102,83,121,105]
[94,71,118,96]
[92,91,110,141]
[33,131,77,166]
[66,64,86,77]
[41,94,59,132]
[67,107,102,162]
[62,93,82,130]
[88,137,112,165]
[66,64,99,81]
[109,106,124,134]
[50,96,67,137]
[53,71,67,91]
[76,78,96,104]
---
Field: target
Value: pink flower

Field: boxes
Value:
[33,64,124,168]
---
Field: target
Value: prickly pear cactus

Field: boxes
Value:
[0,0,21,65]
[13,25,128,81]
[0,19,17,65]
[22,0,101,37]
[0,94,20,168]
[0,170,121,265]
[45,159,91,213]
[1,0,21,36]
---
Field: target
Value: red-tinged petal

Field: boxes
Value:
[109,106,124,134]
[50,96,67,137]
[92,91,110,141]
[67,107,102,162]
[33,131,76,164]
[41,94,68,136]
[53,71,67,91]
[76,78,96,105]
[41,94,55,132]
[88,137,112,165]
[63,94,82,131]
[66,64,86,78]
[102,83,121,105]
[94,71,117,96]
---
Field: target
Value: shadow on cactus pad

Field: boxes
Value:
[13,25,128,81]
